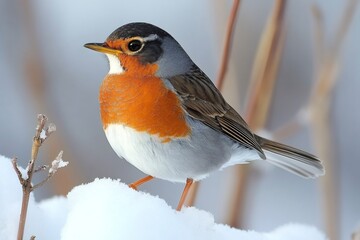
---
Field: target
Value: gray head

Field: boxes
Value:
[84,22,193,77]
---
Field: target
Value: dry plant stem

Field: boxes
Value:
[309,2,358,239]
[310,60,339,240]
[12,159,24,184]
[310,83,339,240]
[15,115,47,240]
[273,0,357,140]
[245,0,286,130]
[186,0,242,208]
[18,0,79,195]
[265,2,357,238]
[332,0,359,57]
[311,5,325,68]
[226,165,250,227]
[12,114,65,240]
[215,0,241,90]
[226,0,287,227]
[34,165,48,173]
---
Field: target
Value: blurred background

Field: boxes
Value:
[1,0,359,239]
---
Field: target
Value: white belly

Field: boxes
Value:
[104,119,259,182]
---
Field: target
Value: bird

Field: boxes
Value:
[84,22,324,211]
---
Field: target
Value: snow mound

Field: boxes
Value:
[0,155,326,240]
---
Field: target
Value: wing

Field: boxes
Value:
[168,65,265,159]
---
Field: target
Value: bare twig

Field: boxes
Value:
[309,2,358,239]
[311,5,325,67]
[186,0,242,208]
[254,3,357,238]
[216,0,241,90]
[34,165,49,174]
[272,0,358,139]
[245,0,287,130]
[332,0,359,57]
[32,151,67,190]
[12,158,24,184]
[226,0,287,227]
[18,0,79,196]
[13,114,67,240]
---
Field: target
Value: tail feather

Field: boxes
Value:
[255,135,325,178]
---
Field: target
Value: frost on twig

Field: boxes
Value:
[49,151,68,174]
[33,151,68,190]
[11,114,68,240]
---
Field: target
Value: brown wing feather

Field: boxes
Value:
[168,65,266,159]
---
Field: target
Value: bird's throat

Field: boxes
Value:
[106,54,124,74]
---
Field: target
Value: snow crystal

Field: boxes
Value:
[0,155,327,240]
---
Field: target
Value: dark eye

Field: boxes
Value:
[128,40,143,52]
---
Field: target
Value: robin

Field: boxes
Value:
[84,22,324,211]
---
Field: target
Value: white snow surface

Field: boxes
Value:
[0,155,327,240]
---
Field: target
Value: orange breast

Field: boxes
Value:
[99,58,191,141]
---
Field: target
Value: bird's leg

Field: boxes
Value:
[176,178,194,211]
[129,175,154,190]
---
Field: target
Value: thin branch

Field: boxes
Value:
[332,0,359,56]
[311,4,325,67]
[308,1,358,239]
[226,0,287,227]
[32,151,67,190]
[261,3,358,237]
[32,175,53,190]
[245,0,287,129]
[18,0,79,196]
[34,165,49,174]
[12,114,67,240]
[186,0,242,208]
[215,0,241,90]
[34,114,47,140]
[12,158,24,184]
[272,0,359,141]
[15,115,51,240]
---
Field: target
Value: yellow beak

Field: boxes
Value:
[84,43,121,54]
